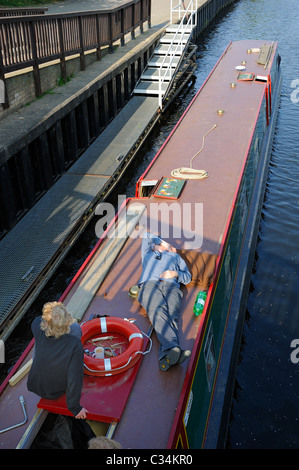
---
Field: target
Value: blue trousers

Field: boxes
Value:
[138,281,183,360]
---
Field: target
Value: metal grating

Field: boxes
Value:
[0,173,108,327]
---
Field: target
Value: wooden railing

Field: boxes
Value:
[0,8,48,17]
[0,0,151,108]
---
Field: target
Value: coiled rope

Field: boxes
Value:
[171,123,218,179]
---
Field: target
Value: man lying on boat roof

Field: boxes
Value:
[137,232,192,371]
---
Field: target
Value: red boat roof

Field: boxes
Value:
[139,40,277,254]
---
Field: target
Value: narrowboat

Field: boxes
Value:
[0,39,282,449]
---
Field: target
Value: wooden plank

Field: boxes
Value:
[9,359,33,386]
[257,44,271,65]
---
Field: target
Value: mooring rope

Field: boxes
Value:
[171,123,218,179]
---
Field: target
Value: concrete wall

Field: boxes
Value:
[0,50,117,121]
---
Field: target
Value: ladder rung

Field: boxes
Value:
[134,81,168,96]
[141,68,173,81]
[160,36,189,44]
[154,44,184,55]
[148,56,180,67]
[166,25,193,33]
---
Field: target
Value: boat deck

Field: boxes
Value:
[62,222,200,448]
[140,40,272,254]
[0,39,278,449]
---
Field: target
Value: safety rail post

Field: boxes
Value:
[140,0,144,34]
[148,0,152,28]
[108,12,114,53]
[120,8,125,46]
[96,13,102,59]
[29,19,42,97]
[0,52,8,109]
[78,15,86,71]
[131,2,136,40]
[57,17,67,80]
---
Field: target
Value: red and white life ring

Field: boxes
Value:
[81,317,144,377]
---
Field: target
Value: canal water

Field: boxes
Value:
[1,0,299,448]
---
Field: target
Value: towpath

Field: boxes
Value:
[45,0,171,30]
[45,0,209,31]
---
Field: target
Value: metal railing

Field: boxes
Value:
[0,0,150,107]
[170,0,197,23]
[158,0,197,108]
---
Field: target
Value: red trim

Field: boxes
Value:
[268,75,272,115]
[265,87,269,126]
[177,425,189,449]
[166,284,215,448]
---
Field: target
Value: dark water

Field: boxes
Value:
[191,0,299,449]
[1,0,299,449]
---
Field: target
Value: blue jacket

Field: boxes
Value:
[138,233,191,286]
[27,316,83,416]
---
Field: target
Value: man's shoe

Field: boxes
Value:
[178,349,191,364]
[159,347,181,371]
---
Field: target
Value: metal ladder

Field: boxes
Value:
[133,0,198,109]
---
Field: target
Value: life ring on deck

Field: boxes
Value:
[81,317,144,377]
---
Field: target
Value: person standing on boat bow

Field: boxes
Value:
[27,301,88,419]
[137,232,192,371]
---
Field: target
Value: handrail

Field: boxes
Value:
[158,0,197,108]
[0,0,151,107]
[170,0,197,26]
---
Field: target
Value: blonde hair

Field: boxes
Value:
[88,436,122,449]
[40,302,74,338]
